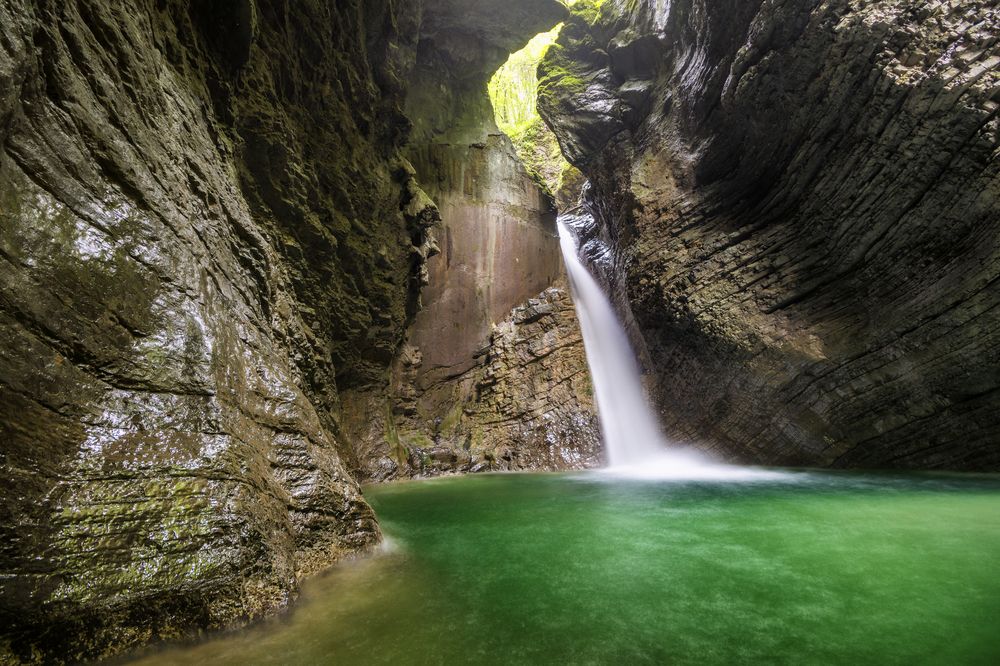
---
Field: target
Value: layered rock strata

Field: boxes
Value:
[0,0,585,661]
[540,0,1000,469]
[344,283,601,480]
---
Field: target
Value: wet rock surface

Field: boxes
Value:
[0,0,576,662]
[343,284,601,480]
[405,135,564,388]
[0,1,414,660]
[345,0,599,480]
[540,0,1000,470]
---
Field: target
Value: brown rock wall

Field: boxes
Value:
[407,137,564,383]
[344,283,602,479]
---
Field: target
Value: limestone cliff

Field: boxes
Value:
[539,0,1000,469]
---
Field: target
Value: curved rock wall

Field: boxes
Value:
[539,0,1000,469]
[0,1,434,659]
[0,0,587,661]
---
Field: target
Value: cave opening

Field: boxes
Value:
[488,21,572,199]
[485,0,593,214]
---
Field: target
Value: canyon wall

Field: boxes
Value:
[539,0,1000,469]
[0,0,589,662]
[340,0,601,480]
[0,0,422,659]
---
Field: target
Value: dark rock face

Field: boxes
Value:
[0,1,418,659]
[0,0,574,661]
[540,0,1000,469]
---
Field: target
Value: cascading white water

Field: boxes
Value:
[558,216,769,480]
[556,217,665,467]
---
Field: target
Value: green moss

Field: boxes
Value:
[507,117,566,195]
[571,0,604,25]
[488,21,573,195]
[469,426,485,453]
[488,27,562,131]
[401,430,435,450]
[438,401,465,436]
[563,0,628,26]
[536,39,591,115]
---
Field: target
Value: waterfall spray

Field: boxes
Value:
[557,215,759,479]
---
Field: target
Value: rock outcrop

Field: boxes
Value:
[1,1,414,660]
[341,146,603,480]
[0,0,586,662]
[539,0,1000,469]
[403,135,563,413]
[337,0,600,480]
[345,283,601,479]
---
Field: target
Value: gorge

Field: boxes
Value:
[1,0,998,663]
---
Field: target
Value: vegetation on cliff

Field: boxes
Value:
[488,6,581,196]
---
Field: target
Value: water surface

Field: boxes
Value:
[132,471,1000,665]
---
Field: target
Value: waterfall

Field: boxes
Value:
[558,216,757,479]
[556,216,666,466]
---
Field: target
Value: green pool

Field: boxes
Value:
[131,470,1000,665]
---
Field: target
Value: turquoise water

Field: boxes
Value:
[132,471,1000,665]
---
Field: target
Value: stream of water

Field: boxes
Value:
[556,216,757,479]
[556,216,666,467]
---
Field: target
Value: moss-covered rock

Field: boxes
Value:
[537,3,629,167]
[488,25,574,197]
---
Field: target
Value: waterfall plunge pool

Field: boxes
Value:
[130,470,1000,665]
